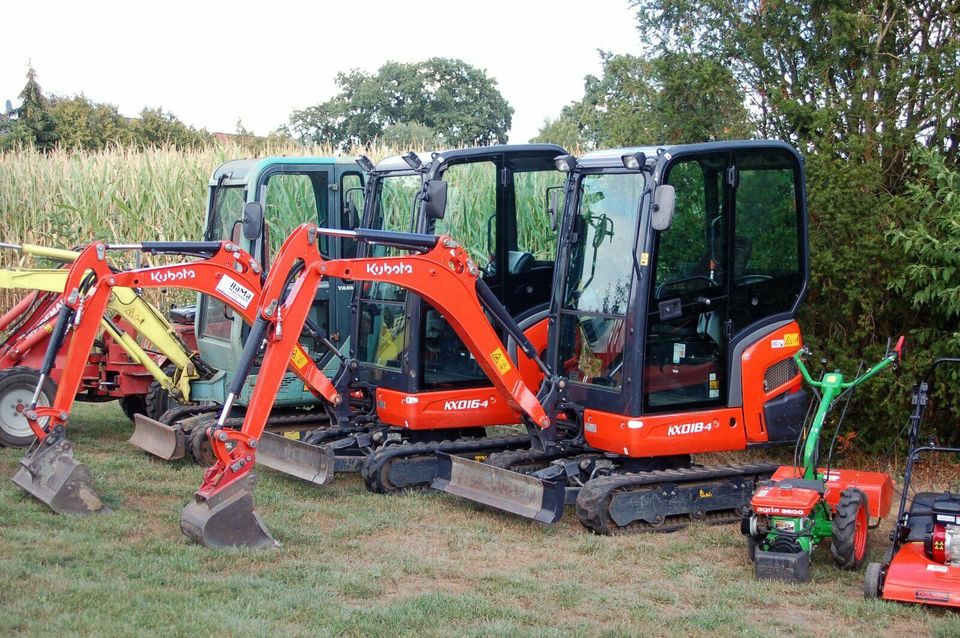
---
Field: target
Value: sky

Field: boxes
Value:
[0,1,643,143]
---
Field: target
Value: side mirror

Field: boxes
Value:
[423,179,447,221]
[546,185,563,232]
[651,184,676,231]
[242,202,264,240]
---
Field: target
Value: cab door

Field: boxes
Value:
[643,152,730,412]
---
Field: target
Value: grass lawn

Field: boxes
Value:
[1,403,958,637]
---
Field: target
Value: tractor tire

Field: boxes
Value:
[144,365,184,420]
[119,395,149,421]
[0,366,57,448]
[863,562,882,599]
[831,488,869,569]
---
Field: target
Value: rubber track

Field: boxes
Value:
[485,448,568,470]
[361,435,531,494]
[576,462,779,535]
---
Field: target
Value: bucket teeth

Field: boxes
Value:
[255,431,335,485]
[11,437,110,515]
[432,453,565,524]
[129,414,186,460]
[180,472,278,549]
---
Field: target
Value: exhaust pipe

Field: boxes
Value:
[11,434,110,515]
[431,453,565,524]
[129,414,186,460]
[180,472,278,549]
[255,431,335,485]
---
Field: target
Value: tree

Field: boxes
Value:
[130,107,210,149]
[14,67,58,151]
[49,95,131,150]
[533,52,750,148]
[290,58,513,150]
[629,0,960,449]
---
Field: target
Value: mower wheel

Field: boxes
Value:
[863,561,882,599]
[119,395,148,421]
[0,366,56,447]
[831,488,869,569]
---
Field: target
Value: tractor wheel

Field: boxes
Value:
[145,365,184,420]
[864,562,882,599]
[119,395,148,421]
[831,488,869,569]
[0,367,56,447]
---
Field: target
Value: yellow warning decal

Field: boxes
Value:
[283,431,301,441]
[784,333,800,347]
[490,348,512,375]
[290,346,310,370]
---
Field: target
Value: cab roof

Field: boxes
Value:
[209,156,355,187]
[575,140,802,169]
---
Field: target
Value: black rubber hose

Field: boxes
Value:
[227,315,270,397]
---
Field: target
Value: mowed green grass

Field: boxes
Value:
[1,404,958,638]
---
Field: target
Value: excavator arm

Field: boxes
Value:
[182,223,551,548]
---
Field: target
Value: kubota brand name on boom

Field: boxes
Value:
[366,262,413,276]
[667,421,715,436]
[150,268,197,284]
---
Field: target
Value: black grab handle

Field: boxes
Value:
[344,228,438,250]
[141,241,223,255]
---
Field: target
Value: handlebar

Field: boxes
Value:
[794,335,905,390]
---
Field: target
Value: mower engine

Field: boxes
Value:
[744,479,823,583]
[924,500,960,565]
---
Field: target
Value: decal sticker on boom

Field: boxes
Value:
[289,346,310,370]
[490,348,512,375]
[214,275,255,309]
[365,262,413,276]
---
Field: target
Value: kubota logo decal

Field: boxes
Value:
[150,268,197,284]
[366,262,413,276]
[443,399,490,411]
[666,420,717,436]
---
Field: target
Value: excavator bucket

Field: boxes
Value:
[11,437,110,515]
[129,414,186,460]
[255,431,335,485]
[180,472,278,549]
[432,453,565,523]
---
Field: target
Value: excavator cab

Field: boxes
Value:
[352,146,565,415]
[192,158,364,407]
[435,141,812,531]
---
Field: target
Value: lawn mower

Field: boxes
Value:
[742,339,903,582]
[864,356,960,607]
[10,236,343,515]
[432,141,813,534]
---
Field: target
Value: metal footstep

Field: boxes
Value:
[180,472,278,549]
[432,453,565,524]
[255,431,335,485]
[12,436,110,515]
[129,414,186,460]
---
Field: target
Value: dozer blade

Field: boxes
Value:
[180,472,278,549]
[255,431,335,485]
[129,414,186,460]
[11,437,110,515]
[431,453,565,524]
